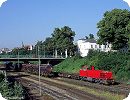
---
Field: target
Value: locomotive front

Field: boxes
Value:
[79,65,115,85]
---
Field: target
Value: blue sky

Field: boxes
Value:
[0,0,129,48]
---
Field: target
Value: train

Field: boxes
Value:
[4,62,115,85]
[22,64,58,77]
[58,65,115,85]
[79,65,115,84]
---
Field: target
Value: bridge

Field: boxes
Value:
[0,55,66,65]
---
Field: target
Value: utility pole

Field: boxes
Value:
[4,70,7,82]
[53,47,55,58]
[65,49,68,58]
[18,50,20,70]
[55,49,57,58]
[43,45,45,58]
[38,46,41,96]
[36,46,37,58]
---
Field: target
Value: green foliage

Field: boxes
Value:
[0,80,24,99]
[11,47,30,55]
[54,50,130,81]
[89,34,94,39]
[53,55,84,73]
[85,34,95,39]
[42,37,54,55]
[0,81,10,97]
[128,33,130,51]
[51,26,76,55]
[0,73,5,82]
[97,9,130,50]
[13,82,24,98]
[0,73,24,99]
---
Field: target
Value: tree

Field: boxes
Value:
[126,23,130,51]
[33,41,43,56]
[42,37,54,55]
[51,26,76,56]
[33,26,76,57]
[89,34,94,39]
[128,34,130,51]
[11,47,30,55]
[85,34,95,39]
[85,36,88,39]
[97,9,130,50]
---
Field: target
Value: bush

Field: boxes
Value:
[0,72,25,100]
[0,81,25,100]
[0,73,5,82]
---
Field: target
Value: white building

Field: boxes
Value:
[0,48,12,54]
[24,45,33,51]
[77,39,111,57]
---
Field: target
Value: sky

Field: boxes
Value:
[0,0,130,49]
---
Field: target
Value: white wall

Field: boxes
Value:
[77,40,111,57]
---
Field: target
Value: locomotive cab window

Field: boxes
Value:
[81,65,88,70]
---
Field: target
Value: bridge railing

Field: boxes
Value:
[0,55,66,58]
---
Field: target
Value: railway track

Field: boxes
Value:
[22,72,130,99]
[20,69,130,97]
[8,72,106,100]
[27,74,129,99]
[18,78,77,100]
[55,77,130,96]
[25,76,104,100]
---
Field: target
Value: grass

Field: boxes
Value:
[82,88,125,100]
[53,56,88,73]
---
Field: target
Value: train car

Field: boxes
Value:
[5,62,22,71]
[40,64,53,77]
[22,64,57,77]
[79,65,115,85]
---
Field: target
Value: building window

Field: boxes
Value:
[104,45,106,48]
[99,45,101,48]
[91,45,93,48]
[95,45,97,48]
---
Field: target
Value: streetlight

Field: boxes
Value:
[38,46,41,96]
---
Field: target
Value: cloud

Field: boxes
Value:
[123,0,130,7]
[0,0,7,7]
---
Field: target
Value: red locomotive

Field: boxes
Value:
[79,65,115,84]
